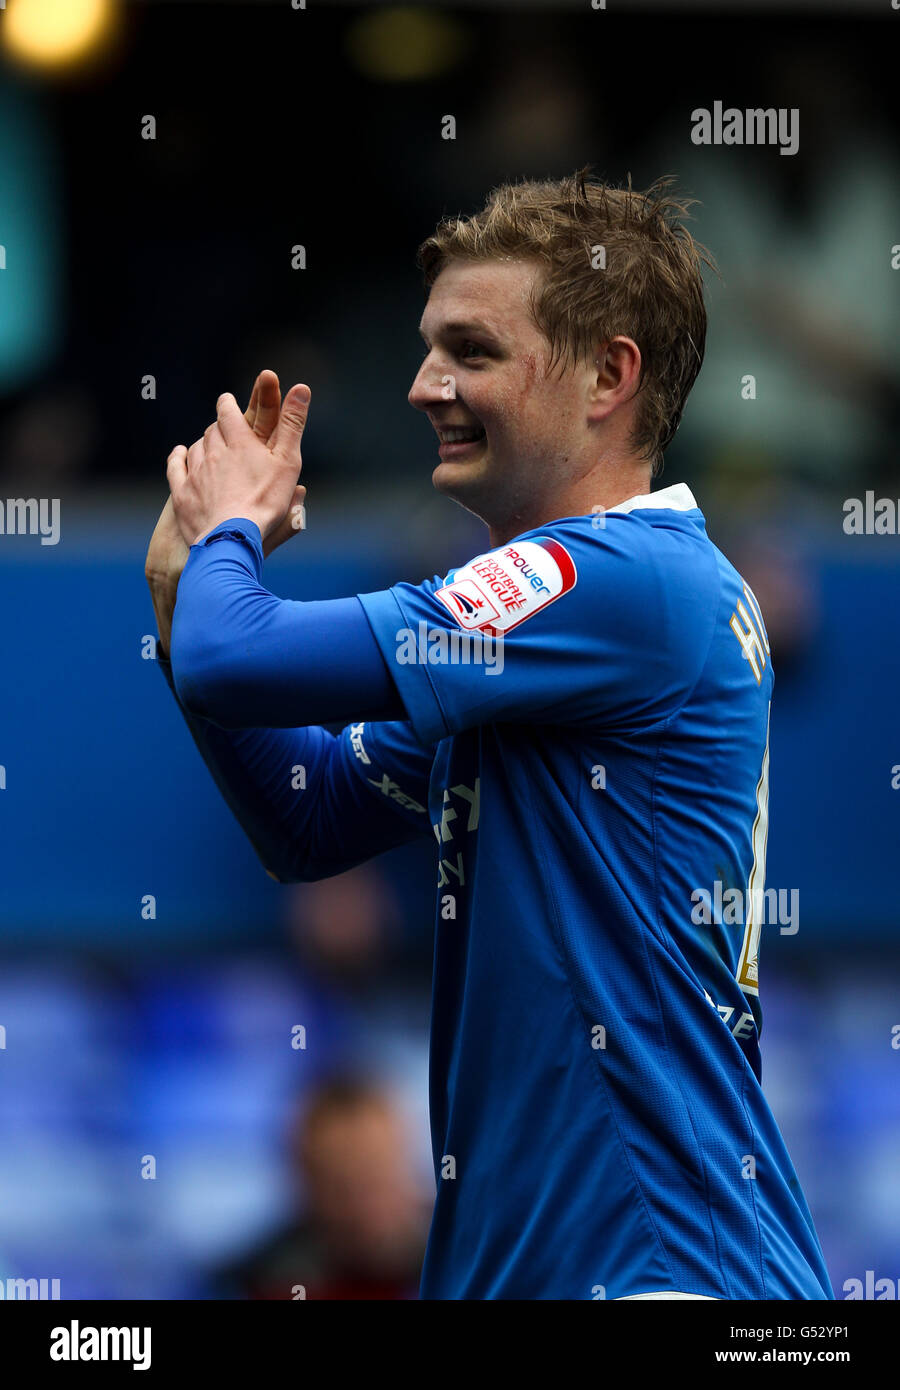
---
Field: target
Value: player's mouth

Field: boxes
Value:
[437,424,487,459]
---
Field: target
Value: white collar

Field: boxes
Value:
[604,482,698,515]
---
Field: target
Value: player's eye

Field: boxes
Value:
[419,339,488,361]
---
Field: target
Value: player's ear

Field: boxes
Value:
[585,342,614,421]
[590,340,614,389]
[590,337,641,407]
[611,336,641,390]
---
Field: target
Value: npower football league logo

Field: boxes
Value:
[435,537,577,635]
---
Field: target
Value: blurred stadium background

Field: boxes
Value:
[0,0,898,1297]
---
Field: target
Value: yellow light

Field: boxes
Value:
[346,8,467,83]
[3,0,117,71]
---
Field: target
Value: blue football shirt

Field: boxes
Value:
[348,482,833,1300]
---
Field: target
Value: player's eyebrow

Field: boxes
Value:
[419,320,499,344]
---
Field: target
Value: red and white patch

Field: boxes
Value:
[435,537,577,635]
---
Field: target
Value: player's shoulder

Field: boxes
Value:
[432,485,719,670]
[509,483,720,609]
[536,483,710,554]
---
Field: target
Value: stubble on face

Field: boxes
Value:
[414,259,586,539]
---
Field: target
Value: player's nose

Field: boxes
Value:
[408,354,451,411]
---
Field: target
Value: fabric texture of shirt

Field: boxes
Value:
[164,484,834,1301]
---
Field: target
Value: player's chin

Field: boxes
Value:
[431,454,490,497]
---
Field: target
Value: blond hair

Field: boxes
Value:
[417,168,717,474]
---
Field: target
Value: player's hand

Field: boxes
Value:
[244,367,282,444]
[148,372,306,656]
[145,493,189,658]
[167,375,310,549]
[147,369,289,584]
[238,369,307,555]
[145,493,189,588]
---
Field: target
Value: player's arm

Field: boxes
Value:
[353,519,716,743]
[149,524,432,881]
[162,378,409,732]
[146,373,431,880]
[155,653,433,882]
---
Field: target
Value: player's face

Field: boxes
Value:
[409,258,591,534]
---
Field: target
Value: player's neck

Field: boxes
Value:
[488,468,653,546]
